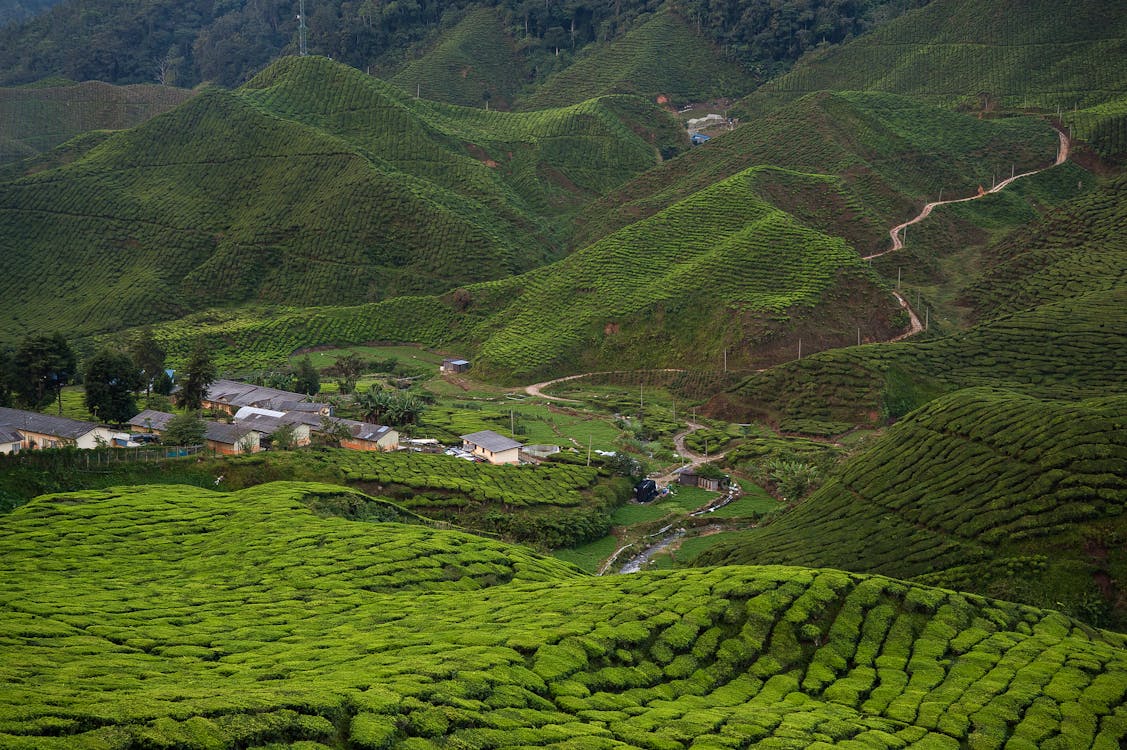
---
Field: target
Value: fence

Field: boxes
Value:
[0,445,205,471]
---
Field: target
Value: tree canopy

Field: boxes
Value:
[178,338,216,412]
[84,349,143,424]
[9,333,75,412]
[161,411,206,446]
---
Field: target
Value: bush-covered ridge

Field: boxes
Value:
[716,166,1127,429]
[0,56,678,344]
[515,8,754,110]
[699,387,1127,628]
[2,482,1127,748]
[740,0,1127,113]
[0,80,193,166]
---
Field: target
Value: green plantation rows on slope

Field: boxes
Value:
[3,482,1127,749]
[0,80,192,165]
[740,0,1127,115]
[0,56,679,344]
[716,168,1127,430]
[699,388,1127,629]
[515,9,753,111]
[1064,95,1127,160]
[575,90,1059,253]
[716,287,1127,431]
[962,174,1127,321]
[390,7,527,109]
[118,162,907,379]
[0,447,630,550]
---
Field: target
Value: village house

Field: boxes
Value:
[196,379,331,417]
[461,430,523,465]
[0,407,118,452]
[128,409,175,434]
[338,420,398,451]
[204,421,260,455]
[232,407,313,447]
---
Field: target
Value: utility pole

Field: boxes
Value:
[857,327,861,346]
[510,409,514,435]
[925,308,929,331]
[723,348,727,372]
[587,436,592,467]
[297,0,308,56]
[798,338,802,359]
[897,267,901,288]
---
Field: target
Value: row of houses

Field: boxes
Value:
[2,380,525,463]
[0,407,122,454]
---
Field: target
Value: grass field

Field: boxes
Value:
[3,482,1127,748]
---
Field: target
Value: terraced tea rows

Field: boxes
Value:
[721,286,1127,430]
[390,7,526,109]
[517,9,753,110]
[743,0,1127,113]
[339,451,599,508]
[576,90,1058,252]
[0,56,676,344]
[0,80,192,165]
[2,483,1127,748]
[700,387,1127,628]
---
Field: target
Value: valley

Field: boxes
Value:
[0,0,1124,747]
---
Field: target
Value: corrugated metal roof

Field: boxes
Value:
[0,407,101,440]
[462,430,522,453]
[128,410,175,431]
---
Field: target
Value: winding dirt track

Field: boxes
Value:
[868,128,1069,260]
[522,125,1070,478]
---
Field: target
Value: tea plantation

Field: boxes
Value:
[0,80,192,166]
[741,0,1127,113]
[0,56,678,344]
[699,387,1127,629]
[389,7,526,109]
[516,9,754,110]
[719,169,1127,430]
[3,481,1127,748]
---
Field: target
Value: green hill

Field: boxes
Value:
[0,80,193,165]
[574,90,1060,253]
[712,170,1127,432]
[516,9,754,110]
[105,161,908,380]
[0,56,680,344]
[699,387,1127,629]
[740,0,1127,114]
[88,89,1072,378]
[3,481,1127,748]
[390,7,527,109]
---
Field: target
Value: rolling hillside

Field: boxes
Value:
[2,481,1126,748]
[0,56,680,344]
[390,7,528,109]
[739,0,1127,115]
[699,387,1127,629]
[574,90,1060,253]
[515,9,755,110]
[99,160,908,380]
[0,80,193,165]
[712,170,1127,432]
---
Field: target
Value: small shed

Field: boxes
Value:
[461,430,522,465]
[690,132,712,145]
[441,358,471,374]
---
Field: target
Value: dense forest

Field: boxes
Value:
[0,0,928,89]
